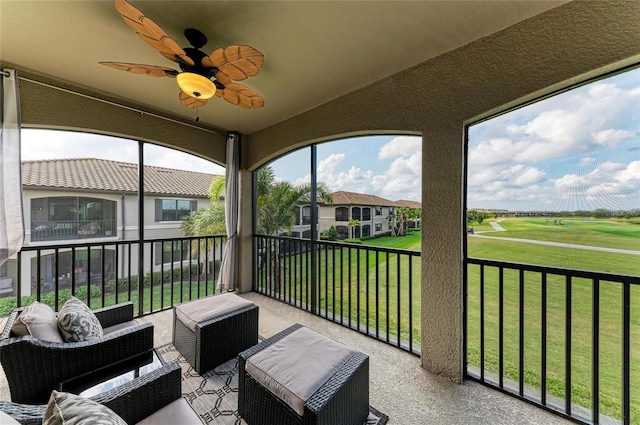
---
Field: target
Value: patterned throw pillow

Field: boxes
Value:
[57,296,104,342]
[43,390,127,425]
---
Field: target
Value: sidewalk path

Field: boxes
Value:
[489,222,506,231]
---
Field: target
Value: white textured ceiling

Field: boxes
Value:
[0,1,566,134]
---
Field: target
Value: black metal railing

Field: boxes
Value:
[465,258,639,425]
[31,219,117,242]
[7,235,227,317]
[253,234,421,355]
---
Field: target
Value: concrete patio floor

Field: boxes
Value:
[0,292,572,424]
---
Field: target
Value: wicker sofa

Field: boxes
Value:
[0,362,200,425]
[0,301,154,404]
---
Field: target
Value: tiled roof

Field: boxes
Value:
[326,191,398,207]
[22,158,219,197]
[395,199,421,209]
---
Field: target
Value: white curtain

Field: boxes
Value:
[218,132,239,291]
[0,69,24,267]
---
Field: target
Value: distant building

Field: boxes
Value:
[288,190,406,240]
[1,158,218,297]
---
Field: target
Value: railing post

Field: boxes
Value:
[137,140,144,317]
[310,145,317,314]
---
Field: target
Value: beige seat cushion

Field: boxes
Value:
[136,398,201,425]
[102,320,139,336]
[245,326,356,416]
[175,293,254,332]
[12,301,64,343]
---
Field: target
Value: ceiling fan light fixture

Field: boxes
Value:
[177,72,216,99]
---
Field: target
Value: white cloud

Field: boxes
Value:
[468,71,640,210]
[511,166,546,186]
[472,79,640,167]
[578,157,596,167]
[468,138,519,166]
[378,136,421,160]
[21,129,224,174]
[615,160,640,183]
[593,129,634,147]
[306,136,422,201]
[551,161,640,209]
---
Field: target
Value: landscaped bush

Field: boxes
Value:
[0,295,36,317]
[0,285,103,317]
[106,263,212,294]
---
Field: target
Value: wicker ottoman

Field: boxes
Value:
[173,293,258,375]
[238,323,369,425]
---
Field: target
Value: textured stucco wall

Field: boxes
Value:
[244,1,640,382]
[13,72,228,167]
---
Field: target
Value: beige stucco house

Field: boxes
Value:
[1,158,217,297]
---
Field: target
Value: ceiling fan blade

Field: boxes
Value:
[99,61,178,77]
[179,91,209,109]
[113,0,195,66]
[216,83,264,109]
[203,45,264,82]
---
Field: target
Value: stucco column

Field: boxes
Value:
[236,169,254,293]
[421,129,464,383]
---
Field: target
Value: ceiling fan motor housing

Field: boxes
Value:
[179,47,218,79]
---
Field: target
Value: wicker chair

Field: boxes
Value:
[0,362,200,425]
[238,323,370,425]
[0,301,154,404]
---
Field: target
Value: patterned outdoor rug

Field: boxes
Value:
[157,343,389,425]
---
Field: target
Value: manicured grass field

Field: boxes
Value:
[477,216,640,251]
[467,217,639,422]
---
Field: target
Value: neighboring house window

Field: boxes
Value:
[375,207,382,216]
[302,230,312,239]
[362,207,371,221]
[389,207,394,215]
[362,224,371,237]
[154,240,189,265]
[295,208,301,225]
[336,225,348,240]
[302,206,312,225]
[335,207,349,221]
[375,223,382,232]
[354,226,361,238]
[30,197,117,242]
[291,232,300,237]
[155,199,197,221]
[352,207,361,220]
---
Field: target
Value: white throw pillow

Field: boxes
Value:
[13,301,64,343]
[57,296,104,342]
[43,390,126,425]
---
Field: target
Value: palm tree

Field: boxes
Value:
[183,166,333,292]
[181,176,226,281]
[347,218,360,239]
[255,167,333,292]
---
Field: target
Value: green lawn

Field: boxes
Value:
[468,217,639,422]
[257,232,421,347]
[258,220,638,422]
[478,216,640,251]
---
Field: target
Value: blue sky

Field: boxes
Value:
[20,130,224,175]
[270,135,422,202]
[468,67,640,211]
[20,67,639,211]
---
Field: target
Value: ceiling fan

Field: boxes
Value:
[100,0,264,116]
